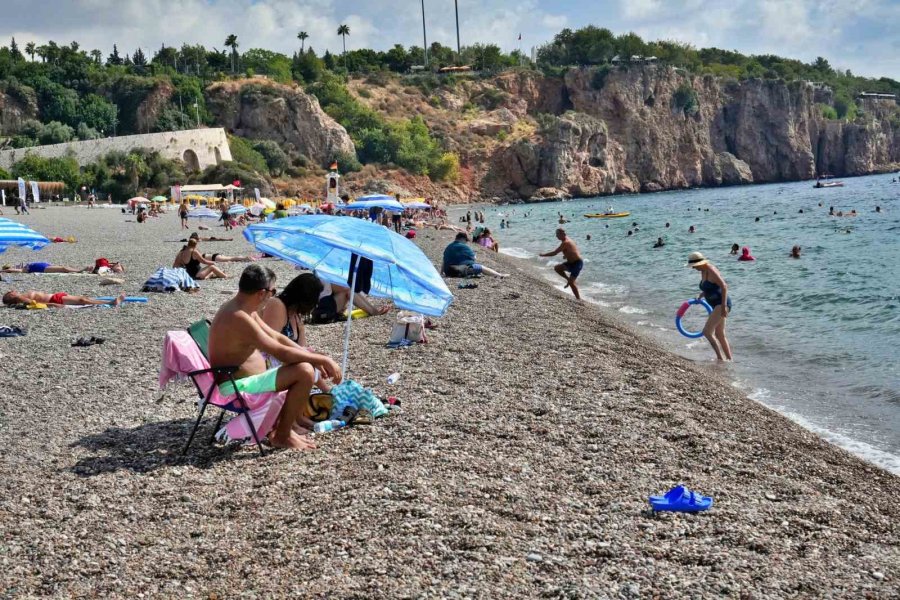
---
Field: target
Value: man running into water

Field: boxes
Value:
[540,228,583,300]
[208,264,342,450]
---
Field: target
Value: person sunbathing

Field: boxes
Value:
[173,239,228,280]
[2,290,125,307]
[178,232,234,242]
[202,252,256,263]
[312,277,391,322]
[1,262,85,274]
[209,265,341,451]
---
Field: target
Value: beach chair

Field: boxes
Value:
[181,319,266,457]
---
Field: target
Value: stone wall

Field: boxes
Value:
[0,128,232,171]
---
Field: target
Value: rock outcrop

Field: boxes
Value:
[205,79,355,164]
[482,112,634,199]
[0,85,38,135]
[479,66,898,200]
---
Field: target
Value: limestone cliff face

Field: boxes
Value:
[481,66,898,200]
[482,112,633,198]
[0,87,38,136]
[205,79,355,164]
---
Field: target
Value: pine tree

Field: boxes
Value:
[9,37,22,61]
[107,44,123,65]
[132,47,147,66]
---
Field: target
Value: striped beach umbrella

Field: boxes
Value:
[228,204,247,215]
[0,218,50,253]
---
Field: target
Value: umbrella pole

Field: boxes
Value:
[341,265,359,377]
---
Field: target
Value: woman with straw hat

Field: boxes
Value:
[687,251,733,361]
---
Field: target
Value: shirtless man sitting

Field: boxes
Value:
[2,290,125,307]
[209,264,342,451]
[540,228,584,300]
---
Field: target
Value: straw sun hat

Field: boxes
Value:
[686,252,709,267]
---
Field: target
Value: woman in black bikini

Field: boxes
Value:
[261,273,323,347]
[687,251,733,361]
[173,239,227,280]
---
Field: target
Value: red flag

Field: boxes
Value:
[329,161,338,171]
[233,180,241,187]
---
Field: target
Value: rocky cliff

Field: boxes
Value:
[475,66,899,200]
[0,86,38,137]
[205,79,355,165]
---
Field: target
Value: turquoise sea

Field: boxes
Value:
[459,172,900,474]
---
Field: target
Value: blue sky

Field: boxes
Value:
[1,0,897,79]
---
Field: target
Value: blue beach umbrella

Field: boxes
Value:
[0,218,50,253]
[244,215,453,374]
[227,204,247,215]
[187,207,221,219]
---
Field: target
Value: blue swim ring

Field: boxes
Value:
[675,298,712,338]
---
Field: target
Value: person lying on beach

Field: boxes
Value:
[540,228,583,300]
[173,239,228,280]
[202,252,256,263]
[442,232,509,278]
[2,290,126,307]
[311,277,392,322]
[209,265,342,451]
[1,262,86,274]
[687,251,733,361]
[175,232,234,242]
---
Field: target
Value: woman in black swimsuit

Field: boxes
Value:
[687,251,733,361]
[173,239,227,280]
[261,273,323,347]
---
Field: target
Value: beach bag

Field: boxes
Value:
[329,380,389,421]
[311,294,339,323]
[389,311,427,344]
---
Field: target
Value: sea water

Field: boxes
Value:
[458,172,900,474]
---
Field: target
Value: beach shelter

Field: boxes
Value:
[151,195,168,203]
[244,215,452,374]
[402,200,432,210]
[227,204,247,215]
[339,194,404,212]
[187,207,221,219]
[0,218,50,253]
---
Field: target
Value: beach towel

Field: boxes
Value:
[159,331,285,444]
[143,267,198,292]
[329,380,389,421]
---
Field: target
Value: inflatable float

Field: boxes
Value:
[675,298,712,338]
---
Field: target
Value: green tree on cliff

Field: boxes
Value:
[25,42,35,62]
[337,24,350,70]
[297,31,309,53]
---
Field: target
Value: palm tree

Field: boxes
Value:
[25,42,35,62]
[297,31,309,53]
[224,34,239,73]
[90,49,102,64]
[337,24,350,70]
[36,45,48,63]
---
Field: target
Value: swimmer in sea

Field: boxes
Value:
[730,243,740,255]
[689,225,696,234]
[540,228,583,300]
[686,252,733,361]
[665,222,670,228]
[790,245,801,258]
[653,237,665,248]
[755,217,760,222]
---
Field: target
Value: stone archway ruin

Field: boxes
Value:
[183,149,200,172]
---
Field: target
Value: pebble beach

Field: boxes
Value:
[1,205,898,598]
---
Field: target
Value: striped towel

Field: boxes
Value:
[142,267,198,292]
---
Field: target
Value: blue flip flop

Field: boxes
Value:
[649,485,713,513]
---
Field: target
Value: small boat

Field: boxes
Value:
[585,211,631,219]
[814,181,844,188]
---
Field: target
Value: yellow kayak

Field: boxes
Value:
[584,212,631,219]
